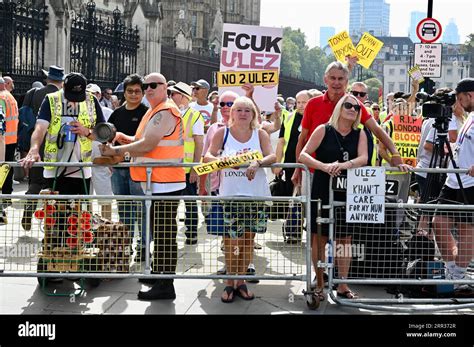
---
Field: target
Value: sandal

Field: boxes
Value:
[315,288,325,301]
[337,290,358,299]
[235,283,255,300]
[221,286,235,303]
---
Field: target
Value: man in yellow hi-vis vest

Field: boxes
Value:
[169,81,204,245]
[21,73,105,195]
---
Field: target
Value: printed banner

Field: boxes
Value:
[392,114,423,166]
[355,33,384,69]
[346,167,385,224]
[220,24,282,112]
[217,70,279,87]
[328,30,357,63]
[194,150,263,176]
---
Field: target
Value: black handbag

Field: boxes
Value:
[269,175,289,220]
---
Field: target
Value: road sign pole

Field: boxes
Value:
[427,0,433,18]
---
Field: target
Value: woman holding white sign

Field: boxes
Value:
[204,96,275,303]
[300,94,368,300]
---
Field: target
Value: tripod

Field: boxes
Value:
[421,116,467,204]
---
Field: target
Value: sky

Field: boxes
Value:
[260,0,473,48]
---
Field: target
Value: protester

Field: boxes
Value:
[100,72,185,301]
[204,96,275,303]
[433,78,474,293]
[300,94,368,300]
[190,79,213,129]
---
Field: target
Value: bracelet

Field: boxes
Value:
[256,160,263,167]
[349,160,355,167]
[85,129,92,138]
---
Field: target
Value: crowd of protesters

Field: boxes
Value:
[0,55,472,303]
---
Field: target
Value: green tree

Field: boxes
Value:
[280,27,333,84]
[461,33,474,77]
[363,77,383,103]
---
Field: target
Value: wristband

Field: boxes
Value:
[391,154,401,158]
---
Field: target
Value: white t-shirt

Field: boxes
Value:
[416,118,436,178]
[219,129,270,197]
[446,112,474,189]
[182,108,204,136]
[189,101,214,128]
[448,114,464,132]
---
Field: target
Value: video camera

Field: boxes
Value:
[416,90,456,119]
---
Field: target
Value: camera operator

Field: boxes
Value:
[433,78,474,289]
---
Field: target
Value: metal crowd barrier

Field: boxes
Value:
[324,167,474,312]
[0,162,320,308]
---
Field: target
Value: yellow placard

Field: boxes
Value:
[0,164,10,189]
[217,70,279,87]
[328,31,357,63]
[408,65,425,84]
[194,150,263,176]
[355,33,384,69]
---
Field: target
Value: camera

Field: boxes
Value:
[416,91,456,119]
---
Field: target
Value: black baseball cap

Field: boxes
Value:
[455,78,474,94]
[64,72,87,102]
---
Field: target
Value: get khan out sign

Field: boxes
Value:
[219,24,282,111]
[346,167,385,224]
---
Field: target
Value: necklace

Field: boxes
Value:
[332,127,350,162]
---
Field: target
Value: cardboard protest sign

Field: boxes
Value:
[328,31,357,63]
[392,114,423,166]
[408,65,425,84]
[346,167,385,224]
[220,24,282,112]
[355,33,384,69]
[194,150,263,176]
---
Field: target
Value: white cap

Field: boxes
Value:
[86,83,101,94]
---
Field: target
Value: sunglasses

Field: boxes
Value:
[372,107,380,111]
[343,102,361,112]
[219,101,234,108]
[351,91,367,98]
[193,87,201,91]
[142,82,165,90]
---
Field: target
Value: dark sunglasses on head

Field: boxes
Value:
[219,101,234,108]
[351,91,367,98]
[142,82,165,90]
[343,102,361,112]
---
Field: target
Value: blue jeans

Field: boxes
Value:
[183,173,198,240]
[111,168,147,247]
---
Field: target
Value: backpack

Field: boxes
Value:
[17,88,38,152]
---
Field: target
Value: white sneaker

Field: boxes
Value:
[13,180,20,185]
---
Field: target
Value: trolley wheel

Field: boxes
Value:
[306,293,320,310]
[37,258,49,286]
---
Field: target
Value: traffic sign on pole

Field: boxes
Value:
[416,18,442,43]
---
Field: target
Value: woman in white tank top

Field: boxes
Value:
[204,96,275,303]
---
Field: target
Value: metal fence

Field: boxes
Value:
[0,162,319,307]
[324,167,474,312]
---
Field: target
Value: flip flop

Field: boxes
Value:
[337,290,358,299]
[221,286,235,303]
[235,283,255,300]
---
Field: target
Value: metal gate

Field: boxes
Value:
[70,0,139,90]
[0,0,49,95]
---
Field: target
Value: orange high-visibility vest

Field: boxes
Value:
[130,100,185,184]
[0,92,19,145]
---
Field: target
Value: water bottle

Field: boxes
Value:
[0,104,5,135]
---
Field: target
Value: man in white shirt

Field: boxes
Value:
[189,79,214,131]
[433,78,474,291]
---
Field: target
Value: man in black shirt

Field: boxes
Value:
[107,74,148,258]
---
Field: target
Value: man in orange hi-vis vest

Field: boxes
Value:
[0,77,18,224]
[100,72,185,301]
